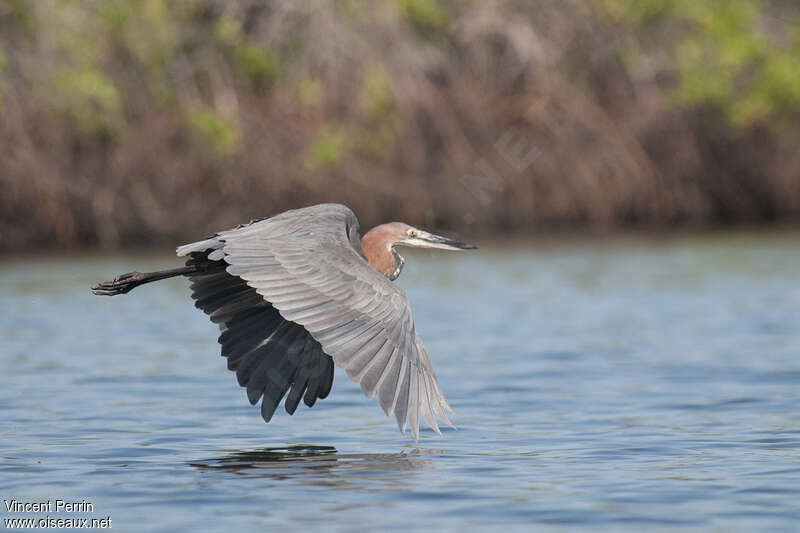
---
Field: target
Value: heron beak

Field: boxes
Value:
[402,229,478,251]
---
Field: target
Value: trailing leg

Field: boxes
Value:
[92,265,200,296]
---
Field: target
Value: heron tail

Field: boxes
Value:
[92,265,201,296]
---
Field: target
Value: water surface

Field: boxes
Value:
[1,232,799,531]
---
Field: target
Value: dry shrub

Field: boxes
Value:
[0,0,798,251]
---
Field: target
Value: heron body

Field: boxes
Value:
[93,204,476,440]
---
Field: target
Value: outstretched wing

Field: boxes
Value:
[185,253,334,421]
[178,203,453,439]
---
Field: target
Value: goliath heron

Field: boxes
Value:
[93,204,476,440]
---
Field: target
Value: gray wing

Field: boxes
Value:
[178,204,453,439]
[184,252,334,421]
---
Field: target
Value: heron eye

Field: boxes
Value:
[407,230,416,237]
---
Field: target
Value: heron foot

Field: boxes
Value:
[91,271,145,296]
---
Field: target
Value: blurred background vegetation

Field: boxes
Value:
[1,0,798,251]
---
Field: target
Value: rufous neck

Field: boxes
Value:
[362,225,398,278]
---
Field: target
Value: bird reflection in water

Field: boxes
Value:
[188,445,435,485]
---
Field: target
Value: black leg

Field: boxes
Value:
[92,265,199,296]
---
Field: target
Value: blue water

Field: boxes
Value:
[1,232,799,531]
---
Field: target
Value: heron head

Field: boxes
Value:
[361,222,476,280]
[395,224,478,251]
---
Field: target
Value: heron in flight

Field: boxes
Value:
[93,204,476,440]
